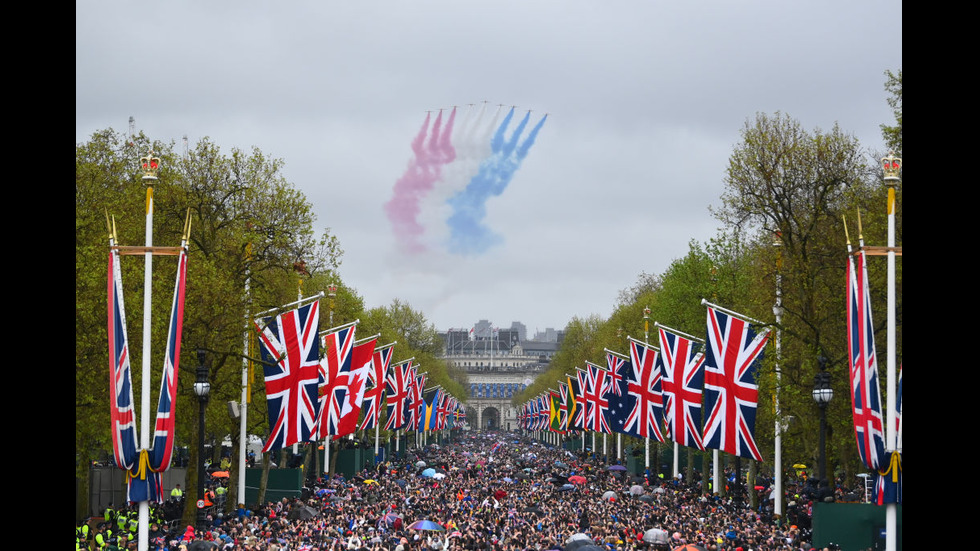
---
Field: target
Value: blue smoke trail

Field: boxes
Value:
[446,109,547,255]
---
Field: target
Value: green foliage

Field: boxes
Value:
[881,70,902,155]
[76,128,342,516]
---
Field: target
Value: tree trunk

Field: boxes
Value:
[258,451,271,506]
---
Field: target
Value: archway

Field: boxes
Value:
[482,406,500,431]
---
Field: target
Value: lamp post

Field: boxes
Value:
[811,356,833,498]
[194,350,211,533]
[772,232,785,518]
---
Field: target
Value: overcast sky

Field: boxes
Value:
[76,1,901,336]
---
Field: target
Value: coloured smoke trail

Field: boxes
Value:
[385,104,547,256]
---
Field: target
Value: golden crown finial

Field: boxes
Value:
[140,150,161,184]
[881,152,901,187]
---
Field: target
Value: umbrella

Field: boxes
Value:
[672,546,706,551]
[395,479,407,488]
[555,461,568,469]
[416,461,427,468]
[364,479,379,485]
[566,533,592,543]
[564,540,594,551]
[503,477,514,483]
[186,542,220,551]
[569,475,587,485]
[433,472,446,480]
[629,485,644,496]
[558,484,575,492]
[607,465,627,471]
[642,529,669,545]
[601,491,618,501]
[210,471,230,478]
[408,520,445,531]
[288,506,319,521]
[638,495,654,502]
[421,468,436,478]
[792,463,807,469]
[522,506,546,517]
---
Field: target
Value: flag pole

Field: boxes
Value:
[882,153,902,551]
[135,152,162,551]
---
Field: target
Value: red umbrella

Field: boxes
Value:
[569,475,587,485]
[672,545,706,551]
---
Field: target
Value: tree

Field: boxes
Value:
[712,112,896,485]
[75,129,342,520]
[881,70,902,155]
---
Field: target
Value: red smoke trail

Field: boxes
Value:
[385,110,456,253]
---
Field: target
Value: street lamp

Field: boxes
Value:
[811,356,833,500]
[194,350,211,532]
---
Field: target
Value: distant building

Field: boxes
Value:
[438,320,563,431]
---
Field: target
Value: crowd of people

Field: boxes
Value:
[78,432,845,551]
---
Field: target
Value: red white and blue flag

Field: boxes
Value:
[658,328,706,450]
[846,249,886,471]
[583,363,612,434]
[255,300,322,452]
[147,243,188,474]
[623,340,666,442]
[315,322,357,439]
[384,359,413,431]
[604,351,634,437]
[407,370,427,431]
[108,245,139,474]
[702,306,769,461]
[360,344,395,430]
[334,335,378,438]
[109,237,189,503]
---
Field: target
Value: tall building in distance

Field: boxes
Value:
[438,320,563,431]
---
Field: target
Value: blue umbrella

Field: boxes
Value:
[408,520,445,531]
[421,468,436,478]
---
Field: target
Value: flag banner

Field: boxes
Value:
[572,371,588,431]
[419,387,441,431]
[549,391,563,432]
[583,363,612,434]
[557,382,572,432]
[148,244,188,473]
[109,240,190,503]
[361,344,395,431]
[316,323,357,439]
[621,341,666,442]
[846,249,886,472]
[407,371,427,432]
[334,335,379,439]
[658,328,706,450]
[604,351,633,437]
[384,360,413,431]
[537,394,551,430]
[255,300,322,452]
[108,246,139,473]
[702,306,769,461]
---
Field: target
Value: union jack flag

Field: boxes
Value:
[255,300,322,452]
[623,340,665,442]
[334,335,378,438]
[360,344,395,430]
[583,363,612,434]
[407,370,427,431]
[107,245,139,472]
[846,249,885,471]
[148,243,188,474]
[538,393,552,431]
[315,322,357,439]
[384,360,413,431]
[702,306,769,461]
[658,328,706,450]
